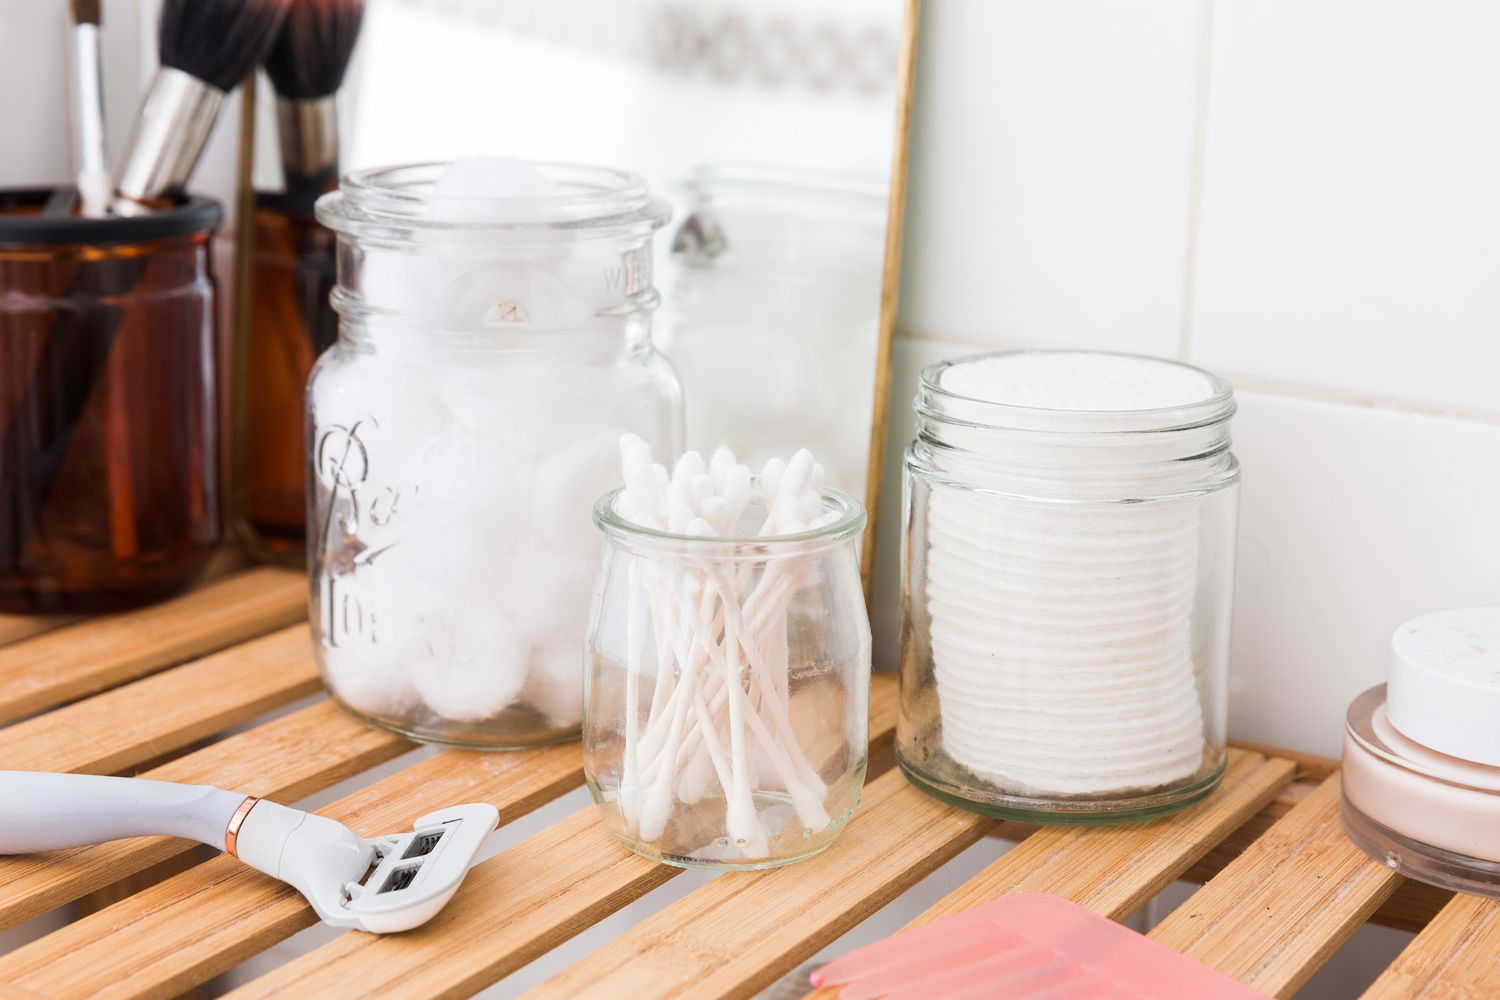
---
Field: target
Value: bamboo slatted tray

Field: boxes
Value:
[0,566,1495,999]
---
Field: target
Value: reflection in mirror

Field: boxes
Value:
[323,0,903,505]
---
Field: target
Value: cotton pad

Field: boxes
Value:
[924,353,1215,797]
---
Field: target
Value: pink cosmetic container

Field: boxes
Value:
[1341,607,1500,898]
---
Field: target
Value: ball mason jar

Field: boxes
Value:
[898,351,1239,823]
[310,162,682,748]
[584,487,871,869]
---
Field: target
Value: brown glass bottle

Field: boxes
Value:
[0,191,222,612]
[235,192,337,563]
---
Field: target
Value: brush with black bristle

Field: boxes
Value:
[263,0,365,195]
[113,0,293,208]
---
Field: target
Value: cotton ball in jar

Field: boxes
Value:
[428,157,569,223]
[520,632,587,730]
[408,604,530,723]
[320,643,420,718]
[308,351,471,552]
[530,429,628,558]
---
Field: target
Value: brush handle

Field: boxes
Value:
[0,772,247,854]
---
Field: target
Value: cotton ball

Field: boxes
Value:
[409,607,529,723]
[309,351,466,552]
[319,643,419,719]
[531,430,627,557]
[521,634,585,729]
[428,158,568,223]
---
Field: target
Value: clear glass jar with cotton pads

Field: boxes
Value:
[309,160,682,748]
[1342,608,1500,898]
[898,350,1239,822]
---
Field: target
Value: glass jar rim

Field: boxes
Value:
[593,485,867,553]
[918,350,1236,434]
[316,161,670,241]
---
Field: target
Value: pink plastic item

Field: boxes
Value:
[809,893,1269,999]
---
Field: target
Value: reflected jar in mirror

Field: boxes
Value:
[657,165,885,499]
[898,351,1239,823]
[584,487,871,869]
[0,191,221,613]
[309,162,682,748]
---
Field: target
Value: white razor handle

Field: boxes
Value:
[0,772,500,934]
[0,771,245,853]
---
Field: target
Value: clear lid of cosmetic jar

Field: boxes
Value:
[1387,607,1500,767]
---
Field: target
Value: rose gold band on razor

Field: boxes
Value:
[224,796,260,858]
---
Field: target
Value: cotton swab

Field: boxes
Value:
[610,438,839,861]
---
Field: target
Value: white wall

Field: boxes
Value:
[876,0,1500,759]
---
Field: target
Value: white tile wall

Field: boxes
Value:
[898,0,1210,357]
[1228,391,1500,756]
[880,0,1500,764]
[1189,0,1500,415]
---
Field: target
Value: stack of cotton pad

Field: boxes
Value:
[926,353,1216,797]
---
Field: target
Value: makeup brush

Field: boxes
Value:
[262,0,365,195]
[68,0,111,216]
[114,0,293,208]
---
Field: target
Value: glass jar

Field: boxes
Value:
[310,162,682,748]
[898,351,1239,823]
[657,165,885,499]
[584,486,871,869]
[0,190,222,613]
[235,191,338,563]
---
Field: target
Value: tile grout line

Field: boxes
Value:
[1176,0,1219,366]
[1223,372,1500,426]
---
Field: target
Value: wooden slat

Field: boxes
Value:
[0,613,78,648]
[911,747,1297,926]
[527,764,993,1000]
[0,567,304,724]
[0,625,317,775]
[1178,776,1452,933]
[1362,894,1500,998]
[1149,773,1401,998]
[0,699,409,932]
[0,743,584,999]
[226,674,904,1000]
[229,806,672,1000]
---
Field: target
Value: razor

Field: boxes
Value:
[0,771,498,933]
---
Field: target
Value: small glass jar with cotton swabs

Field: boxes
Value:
[898,350,1240,823]
[585,441,871,868]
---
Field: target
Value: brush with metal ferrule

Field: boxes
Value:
[114,0,293,208]
[262,0,365,195]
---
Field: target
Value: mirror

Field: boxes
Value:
[248,0,919,591]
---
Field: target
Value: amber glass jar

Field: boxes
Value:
[235,192,337,563]
[0,190,221,612]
